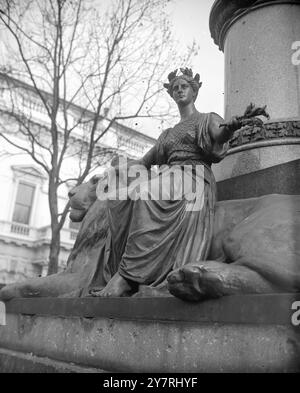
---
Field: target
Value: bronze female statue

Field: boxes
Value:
[89,68,267,298]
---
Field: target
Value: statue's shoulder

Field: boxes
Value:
[207,111,224,123]
[157,127,172,142]
[199,112,225,132]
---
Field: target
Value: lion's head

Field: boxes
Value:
[68,175,101,222]
[68,155,133,222]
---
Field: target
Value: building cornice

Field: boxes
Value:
[209,0,300,51]
[11,165,47,181]
[0,234,74,251]
[0,72,156,144]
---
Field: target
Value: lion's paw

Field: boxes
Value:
[167,263,225,302]
[0,283,40,301]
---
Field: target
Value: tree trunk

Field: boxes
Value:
[47,227,60,275]
[47,169,60,275]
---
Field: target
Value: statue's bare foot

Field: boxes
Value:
[167,263,225,302]
[90,273,132,297]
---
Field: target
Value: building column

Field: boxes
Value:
[209,0,300,184]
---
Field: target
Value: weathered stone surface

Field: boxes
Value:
[217,159,300,200]
[3,294,300,324]
[213,142,300,182]
[219,2,300,120]
[209,1,300,184]
[0,295,300,372]
[0,348,106,373]
[210,0,300,50]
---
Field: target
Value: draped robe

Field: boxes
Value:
[106,112,228,287]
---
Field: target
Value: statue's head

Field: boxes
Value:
[164,68,202,103]
[68,175,100,222]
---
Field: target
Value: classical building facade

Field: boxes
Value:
[0,74,155,286]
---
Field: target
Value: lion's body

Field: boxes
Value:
[168,194,300,302]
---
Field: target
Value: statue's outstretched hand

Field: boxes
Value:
[220,103,270,131]
[239,103,270,127]
[242,103,270,120]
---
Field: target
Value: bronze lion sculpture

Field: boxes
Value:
[0,175,299,302]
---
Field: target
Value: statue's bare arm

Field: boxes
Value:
[209,103,270,144]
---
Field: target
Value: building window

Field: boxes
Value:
[12,182,35,225]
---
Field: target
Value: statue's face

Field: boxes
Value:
[172,78,195,105]
[68,176,99,222]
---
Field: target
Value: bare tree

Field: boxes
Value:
[0,0,196,274]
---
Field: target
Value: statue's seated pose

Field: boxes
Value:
[1,68,298,302]
[0,176,299,301]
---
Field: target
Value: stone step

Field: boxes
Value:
[0,294,300,372]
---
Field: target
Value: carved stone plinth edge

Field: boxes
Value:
[227,119,300,155]
[1,295,300,372]
[209,0,300,51]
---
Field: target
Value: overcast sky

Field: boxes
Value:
[169,0,224,113]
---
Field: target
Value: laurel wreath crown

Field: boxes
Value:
[163,68,202,93]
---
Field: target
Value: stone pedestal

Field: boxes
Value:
[210,0,300,184]
[0,296,299,373]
